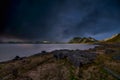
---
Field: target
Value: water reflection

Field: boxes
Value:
[0,44,97,62]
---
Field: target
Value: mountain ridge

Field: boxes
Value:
[103,33,120,43]
[68,37,98,43]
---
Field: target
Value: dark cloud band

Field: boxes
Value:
[1,0,120,41]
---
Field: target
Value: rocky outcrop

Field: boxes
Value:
[105,49,115,54]
[52,49,97,67]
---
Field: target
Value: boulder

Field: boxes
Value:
[13,56,21,60]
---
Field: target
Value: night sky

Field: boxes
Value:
[1,0,120,41]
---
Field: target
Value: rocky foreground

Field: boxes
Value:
[0,43,120,80]
[52,50,96,67]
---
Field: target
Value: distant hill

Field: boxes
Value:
[103,33,120,43]
[68,37,98,43]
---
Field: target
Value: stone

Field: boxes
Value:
[52,49,97,67]
[105,49,115,54]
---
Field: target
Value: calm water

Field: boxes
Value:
[0,44,97,62]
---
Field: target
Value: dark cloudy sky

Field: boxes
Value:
[1,0,120,41]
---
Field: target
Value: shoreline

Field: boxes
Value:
[0,43,120,80]
[0,43,110,64]
[0,43,98,63]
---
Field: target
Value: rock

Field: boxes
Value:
[105,49,115,54]
[53,50,70,59]
[41,51,47,54]
[13,56,21,60]
[13,56,27,61]
[112,56,120,60]
[52,49,97,67]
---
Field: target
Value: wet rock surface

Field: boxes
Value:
[52,49,97,67]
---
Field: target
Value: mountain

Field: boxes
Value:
[0,36,26,42]
[104,33,120,43]
[68,37,98,43]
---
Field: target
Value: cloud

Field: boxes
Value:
[1,0,120,41]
